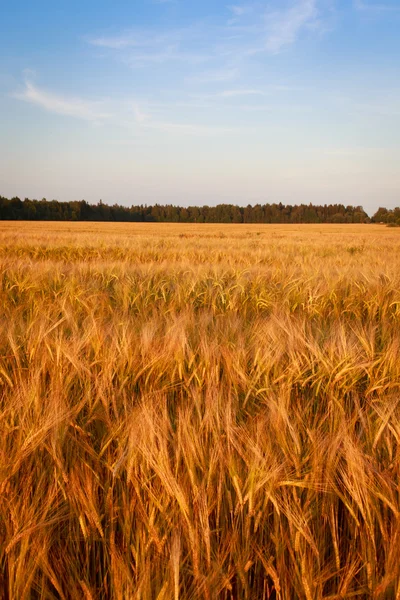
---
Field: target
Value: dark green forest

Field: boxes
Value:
[0,195,398,224]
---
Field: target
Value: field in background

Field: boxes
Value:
[1,222,400,599]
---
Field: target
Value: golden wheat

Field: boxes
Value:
[1,221,400,599]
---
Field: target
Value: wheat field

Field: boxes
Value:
[1,221,400,599]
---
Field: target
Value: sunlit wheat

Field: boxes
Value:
[1,222,400,599]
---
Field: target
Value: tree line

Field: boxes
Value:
[371,206,400,225]
[0,195,393,224]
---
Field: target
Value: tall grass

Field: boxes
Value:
[1,222,400,599]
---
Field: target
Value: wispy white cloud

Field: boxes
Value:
[88,1,328,76]
[125,48,210,67]
[88,26,205,52]
[264,0,319,54]
[14,81,112,122]
[228,5,251,17]
[127,97,243,136]
[14,75,248,138]
[119,91,257,137]
[227,4,253,25]
[131,102,149,124]
[88,26,212,67]
[89,30,174,50]
[49,1,330,135]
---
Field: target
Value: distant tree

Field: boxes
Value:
[372,207,389,223]
[0,195,372,224]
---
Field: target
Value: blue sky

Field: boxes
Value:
[1,0,399,214]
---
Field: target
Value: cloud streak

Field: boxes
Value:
[264,0,319,54]
[228,5,250,17]
[13,3,332,137]
[14,81,112,122]
[88,0,326,76]
[14,78,244,138]
[88,26,212,67]
[89,30,179,50]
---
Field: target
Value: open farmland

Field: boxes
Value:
[2,222,400,599]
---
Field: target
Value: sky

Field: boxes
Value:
[0,0,399,214]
